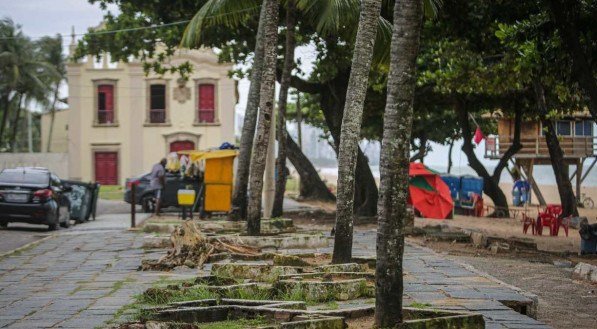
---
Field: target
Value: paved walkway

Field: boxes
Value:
[0,214,169,328]
[348,228,549,329]
[0,216,549,329]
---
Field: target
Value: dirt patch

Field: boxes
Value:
[412,236,597,329]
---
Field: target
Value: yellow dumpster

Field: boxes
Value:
[179,149,237,213]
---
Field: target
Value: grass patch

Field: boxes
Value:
[320,301,339,310]
[409,302,432,309]
[99,185,124,200]
[137,285,217,305]
[197,316,271,329]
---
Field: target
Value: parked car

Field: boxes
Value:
[124,172,201,213]
[0,168,72,230]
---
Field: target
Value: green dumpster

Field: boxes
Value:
[64,180,100,223]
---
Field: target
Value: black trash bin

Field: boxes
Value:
[579,218,597,255]
[64,180,100,223]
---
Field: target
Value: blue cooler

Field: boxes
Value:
[440,175,461,202]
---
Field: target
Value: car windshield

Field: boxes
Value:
[0,171,49,186]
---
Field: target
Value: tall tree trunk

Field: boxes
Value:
[46,86,60,152]
[0,94,11,149]
[285,130,335,201]
[546,0,597,122]
[246,0,280,235]
[272,0,297,218]
[447,138,454,173]
[456,101,510,217]
[230,3,268,221]
[10,93,24,152]
[533,81,579,217]
[333,0,382,264]
[375,0,422,326]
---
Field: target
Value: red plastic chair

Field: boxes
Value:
[553,216,571,237]
[536,212,556,236]
[545,204,562,217]
[522,213,535,235]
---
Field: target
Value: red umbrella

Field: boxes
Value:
[408,163,453,219]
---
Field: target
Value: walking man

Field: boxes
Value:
[150,158,167,215]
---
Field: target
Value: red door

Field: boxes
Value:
[170,141,195,153]
[94,152,118,185]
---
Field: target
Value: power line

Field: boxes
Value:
[0,5,261,41]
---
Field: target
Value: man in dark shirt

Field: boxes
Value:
[149,158,167,215]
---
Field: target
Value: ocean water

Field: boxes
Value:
[318,164,597,187]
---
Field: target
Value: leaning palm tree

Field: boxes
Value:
[332,0,383,264]
[375,0,423,326]
[246,0,280,235]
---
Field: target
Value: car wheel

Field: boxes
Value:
[0,222,7,229]
[48,223,57,231]
[59,208,71,228]
[142,195,155,213]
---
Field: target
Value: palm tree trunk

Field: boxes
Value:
[332,0,382,264]
[375,0,422,326]
[533,81,578,217]
[246,0,280,235]
[46,86,60,152]
[272,0,297,218]
[230,3,268,221]
[10,93,24,152]
[0,94,11,149]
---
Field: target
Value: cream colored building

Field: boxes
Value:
[59,45,236,185]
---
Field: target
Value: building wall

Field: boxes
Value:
[0,153,69,178]
[40,110,69,153]
[67,48,236,184]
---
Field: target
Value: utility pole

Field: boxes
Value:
[296,92,302,194]
[263,107,276,218]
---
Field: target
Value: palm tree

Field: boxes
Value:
[182,0,394,220]
[375,0,423,326]
[0,19,58,152]
[246,0,280,235]
[272,0,297,217]
[332,0,383,264]
[37,35,66,152]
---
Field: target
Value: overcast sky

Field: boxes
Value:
[1,0,496,168]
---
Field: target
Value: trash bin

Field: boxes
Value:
[579,218,597,255]
[64,180,100,223]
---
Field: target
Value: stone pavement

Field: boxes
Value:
[0,215,550,329]
[0,213,176,329]
[349,228,550,329]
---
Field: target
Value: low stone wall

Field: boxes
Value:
[0,153,69,178]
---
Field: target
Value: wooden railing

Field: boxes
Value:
[485,135,597,158]
[97,110,115,124]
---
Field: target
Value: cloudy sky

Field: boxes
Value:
[2,0,495,168]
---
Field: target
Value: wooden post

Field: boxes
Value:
[131,183,136,228]
[576,158,583,204]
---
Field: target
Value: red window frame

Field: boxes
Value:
[97,84,114,124]
[198,84,215,123]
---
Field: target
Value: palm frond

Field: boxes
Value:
[423,0,443,19]
[181,0,262,48]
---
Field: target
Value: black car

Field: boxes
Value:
[124,172,201,212]
[0,168,72,230]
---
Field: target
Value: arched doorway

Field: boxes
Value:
[169,140,195,153]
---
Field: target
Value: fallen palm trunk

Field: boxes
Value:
[140,221,260,271]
